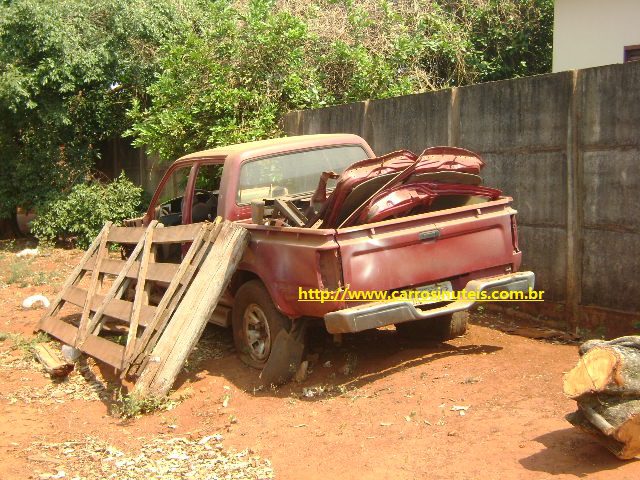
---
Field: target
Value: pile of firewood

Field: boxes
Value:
[564,336,640,459]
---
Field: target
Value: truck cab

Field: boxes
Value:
[140,134,374,228]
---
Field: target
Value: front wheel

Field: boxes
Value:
[232,280,290,369]
[395,311,469,341]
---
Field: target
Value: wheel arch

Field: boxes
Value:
[229,269,295,319]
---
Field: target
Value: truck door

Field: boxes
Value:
[146,164,194,227]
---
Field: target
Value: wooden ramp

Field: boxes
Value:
[38,218,249,397]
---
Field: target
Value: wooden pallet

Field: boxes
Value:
[37,219,225,377]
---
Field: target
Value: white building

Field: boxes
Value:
[553,0,640,72]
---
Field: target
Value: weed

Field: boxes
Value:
[5,259,33,287]
[10,332,51,358]
[0,239,16,253]
[32,270,58,286]
[115,390,166,418]
[113,389,179,418]
[0,332,9,342]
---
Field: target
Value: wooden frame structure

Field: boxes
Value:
[37,219,223,378]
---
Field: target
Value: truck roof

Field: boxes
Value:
[175,134,368,163]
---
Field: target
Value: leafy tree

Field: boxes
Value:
[0,0,207,229]
[0,0,554,235]
[128,0,554,162]
[127,0,423,161]
[31,172,144,248]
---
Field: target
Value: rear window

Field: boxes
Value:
[237,145,369,204]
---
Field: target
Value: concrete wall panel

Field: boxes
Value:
[580,62,640,147]
[363,91,450,154]
[583,149,640,230]
[482,152,567,227]
[456,73,573,151]
[518,226,567,302]
[582,230,640,311]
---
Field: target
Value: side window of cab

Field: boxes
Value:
[151,165,192,227]
[191,163,222,223]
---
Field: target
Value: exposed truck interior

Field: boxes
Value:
[250,146,503,229]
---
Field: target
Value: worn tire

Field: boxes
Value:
[232,280,290,369]
[395,311,469,341]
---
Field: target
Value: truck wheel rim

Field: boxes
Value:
[243,303,271,361]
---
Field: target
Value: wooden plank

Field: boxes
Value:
[39,316,124,369]
[108,224,203,244]
[37,223,110,331]
[77,222,156,348]
[107,226,145,244]
[153,224,203,243]
[123,223,155,364]
[127,223,211,374]
[62,286,157,327]
[76,222,112,344]
[85,257,181,285]
[33,344,74,378]
[135,220,249,398]
[81,334,125,370]
[39,316,77,346]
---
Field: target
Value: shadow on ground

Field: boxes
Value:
[519,428,633,477]
[173,324,502,401]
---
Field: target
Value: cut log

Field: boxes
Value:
[563,343,640,398]
[566,410,632,459]
[570,395,640,459]
[579,336,640,356]
[33,343,74,378]
[134,220,249,398]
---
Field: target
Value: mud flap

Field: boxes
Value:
[259,320,306,386]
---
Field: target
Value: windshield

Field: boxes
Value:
[237,145,369,204]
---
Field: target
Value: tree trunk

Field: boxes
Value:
[564,342,640,398]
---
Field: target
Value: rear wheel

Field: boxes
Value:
[232,280,290,369]
[395,311,469,341]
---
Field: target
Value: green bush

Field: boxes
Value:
[31,172,144,249]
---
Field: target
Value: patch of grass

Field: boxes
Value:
[32,270,59,286]
[0,239,17,253]
[5,259,34,287]
[2,257,60,287]
[0,332,9,342]
[113,390,177,419]
[6,331,52,359]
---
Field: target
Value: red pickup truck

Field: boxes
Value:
[132,134,534,376]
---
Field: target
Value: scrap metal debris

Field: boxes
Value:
[27,435,274,480]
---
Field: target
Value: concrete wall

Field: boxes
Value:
[283,61,640,336]
[553,0,640,72]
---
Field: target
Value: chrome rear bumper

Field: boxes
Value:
[324,271,535,334]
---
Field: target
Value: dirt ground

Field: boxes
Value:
[1,241,640,480]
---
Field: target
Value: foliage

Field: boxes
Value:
[127,0,421,161]
[0,0,208,221]
[30,173,144,248]
[114,389,183,418]
[128,0,554,162]
[1,0,554,217]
